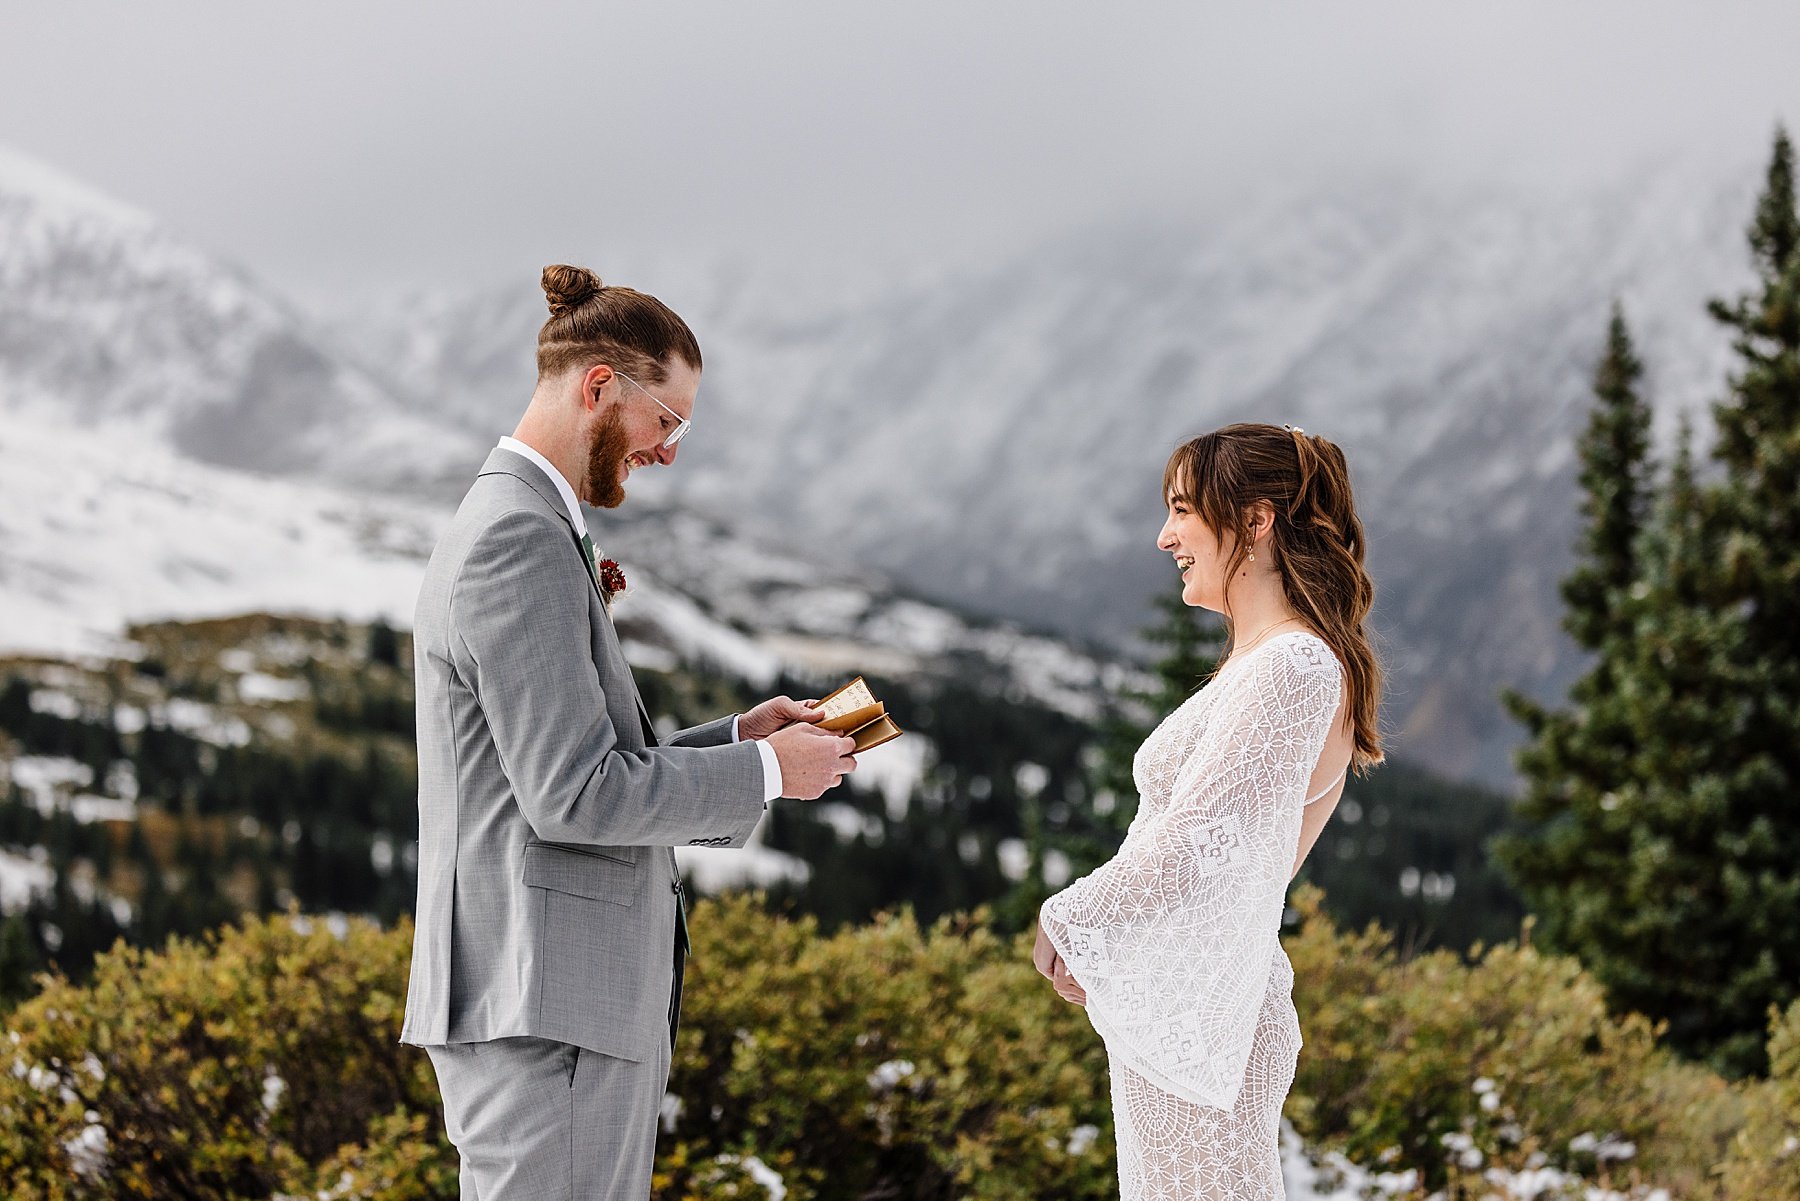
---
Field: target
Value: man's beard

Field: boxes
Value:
[583,407,631,509]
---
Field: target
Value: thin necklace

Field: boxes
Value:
[1223,617,1305,666]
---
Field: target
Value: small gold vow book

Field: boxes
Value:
[809,676,905,753]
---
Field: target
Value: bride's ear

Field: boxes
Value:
[1246,499,1277,544]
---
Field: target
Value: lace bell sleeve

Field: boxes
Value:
[1039,637,1342,1110]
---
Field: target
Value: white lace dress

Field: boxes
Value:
[1041,631,1344,1200]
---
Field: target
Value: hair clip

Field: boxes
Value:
[1283,423,1305,435]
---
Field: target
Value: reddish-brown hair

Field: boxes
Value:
[1163,423,1384,773]
[535,264,702,385]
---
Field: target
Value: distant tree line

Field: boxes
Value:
[1,604,1520,1011]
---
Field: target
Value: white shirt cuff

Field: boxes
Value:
[733,715,783,804]
[754,740,782,804]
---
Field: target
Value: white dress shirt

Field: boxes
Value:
[495,436,780,801]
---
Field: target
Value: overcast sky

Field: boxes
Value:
[4,2,1799,308]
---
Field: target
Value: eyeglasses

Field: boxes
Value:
[616,371,691,448]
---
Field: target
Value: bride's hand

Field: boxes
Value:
[1031,916,1059,980]
[1033,916,1087,1005]
[1051,960,1087,1006]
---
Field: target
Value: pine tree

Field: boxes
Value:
[1703,125,1800,763]
[0,913,41,1006]
[1080,591,1224,855]
[999,590,1223,929]
[1503,129,1800,1073]
[1600,418,1782,1069]
[1672,123,1800,1071]
[1500,305,1658,969]
[368,618,401,668]
[1561,303,1655,652]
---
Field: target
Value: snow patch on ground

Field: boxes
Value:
[677,824,810,894]
[6,756,94,813]
[234,672,309,704]
[0,847,53,913]
[847,733,932,818]
[614,577,781,688]
[0,410,439,660]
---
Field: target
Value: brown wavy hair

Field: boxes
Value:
[1162,423,1384,773]
[535,264,702,386]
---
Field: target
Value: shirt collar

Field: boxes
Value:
[496,436,586,537]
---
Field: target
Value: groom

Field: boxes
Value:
[401,265,856,1199]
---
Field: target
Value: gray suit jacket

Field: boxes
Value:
[401,448,766,1063]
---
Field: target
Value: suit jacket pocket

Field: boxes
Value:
[521,842,639,907]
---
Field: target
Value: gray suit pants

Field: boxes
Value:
[427,1035,671,1200]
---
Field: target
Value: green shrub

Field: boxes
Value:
[656,895,1113,1200]
[1722,999,1800,1200]
[1286,885,1742,1197]
[0,901,1110,1200]
[1,892,1787,1199]
[0,914,449,1200]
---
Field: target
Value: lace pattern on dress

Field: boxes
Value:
[1039,631,1342,1196]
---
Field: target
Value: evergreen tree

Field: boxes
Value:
[1702,125,1800,766]
[1501,305,1658,962]
[1603,420,1777,1070]
[1504,129,1800,1073]
[0,913,40,1006]
[1668,123,1800,1071]
[368,618,401,668]
[1078,592,1225,859]
[1561,303,1655,651]
[997,590,1222,928]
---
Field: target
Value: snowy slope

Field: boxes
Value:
[0,401,1120,740]
[0,407,439,658]
[0,145,480,484]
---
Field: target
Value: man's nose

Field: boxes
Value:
[656,441,678,467]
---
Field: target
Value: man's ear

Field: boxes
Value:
[581,364,615,410]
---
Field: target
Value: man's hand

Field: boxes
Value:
[767,724,857,800]
[1033,915,1086,1006]
[739,695,824,742]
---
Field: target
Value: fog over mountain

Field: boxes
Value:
[0,146,478,483]
[325,166,1758,787]
[0,144,1768,786]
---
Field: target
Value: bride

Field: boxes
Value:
[1035,422,1384,1199]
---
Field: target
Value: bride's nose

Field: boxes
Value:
[1156,519,1177,551]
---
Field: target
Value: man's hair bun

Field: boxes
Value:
[541,264,603,318]
[534,263,702,386]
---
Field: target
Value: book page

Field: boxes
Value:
[813,677,876,721]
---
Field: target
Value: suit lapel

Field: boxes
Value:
[559,524,663,745]
[483,448,664,751]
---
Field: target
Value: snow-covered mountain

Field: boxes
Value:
[0,408,438,657]
[0,146,479,482]
[4,140,1771,786]
[0,143,1123,725]
[325,165,1762,786]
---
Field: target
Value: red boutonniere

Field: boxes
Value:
[597,558,628,600]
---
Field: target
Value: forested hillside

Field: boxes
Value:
[0,611,1515,1005]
